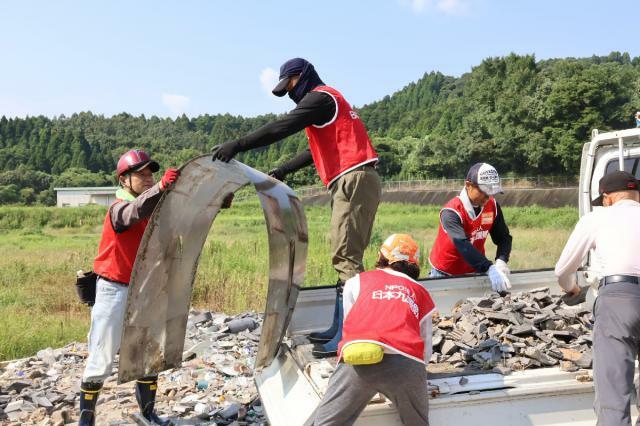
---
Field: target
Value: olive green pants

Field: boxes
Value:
[329,166,381,282]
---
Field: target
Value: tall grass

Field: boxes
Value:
[0,205,106,230]
[0,202,578,360]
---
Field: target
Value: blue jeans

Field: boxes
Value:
[82,277,129,383]
[429,268,450,278]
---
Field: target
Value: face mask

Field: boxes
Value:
[288,88,304,104]
[286,62,324,104]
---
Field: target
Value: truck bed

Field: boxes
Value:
[256,269,639,425]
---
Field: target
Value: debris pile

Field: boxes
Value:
[431,287,593,375]
[0,311,268,425]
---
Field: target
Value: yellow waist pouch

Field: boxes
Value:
[343,343,384,365]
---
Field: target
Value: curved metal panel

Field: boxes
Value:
[117,156,307,383]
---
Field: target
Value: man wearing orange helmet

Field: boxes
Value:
[313,234,436,426]
[78,150,180,426]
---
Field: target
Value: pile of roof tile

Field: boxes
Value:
[431,287,593,375]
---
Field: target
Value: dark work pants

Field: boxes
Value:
[593,282,640,426]
[313,355,429,426]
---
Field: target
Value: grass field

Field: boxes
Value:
[0,202,578,360]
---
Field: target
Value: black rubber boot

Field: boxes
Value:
[308,281,344,343]
[78,381,102,426]
[135,377,173,426]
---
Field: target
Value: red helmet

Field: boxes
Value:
[116,150,160,178]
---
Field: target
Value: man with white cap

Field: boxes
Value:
[428,163,513,294]
[313,234,436,426]
[635,111,640,128]
[555,170,640,425]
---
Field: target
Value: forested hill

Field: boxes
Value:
[1,52,639,205]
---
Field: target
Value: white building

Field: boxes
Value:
[54,187,118,207]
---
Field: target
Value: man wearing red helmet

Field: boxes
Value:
[78,150,180,426]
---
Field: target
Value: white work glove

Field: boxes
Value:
[488,264,511,293]
[495,259,511,277]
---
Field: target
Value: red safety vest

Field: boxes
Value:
[305,86,378,186]
[429,196,497,275]
[338,269,436,364]
[93,200,148,284]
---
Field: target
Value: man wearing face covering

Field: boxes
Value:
[211,58,382,358]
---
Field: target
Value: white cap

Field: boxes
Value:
[466,162,503,195]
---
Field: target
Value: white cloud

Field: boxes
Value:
[401,0,471,15]
[411,0,429,13]
[259,67,279,96]
[161,93,190,116]
[436,0,470,16]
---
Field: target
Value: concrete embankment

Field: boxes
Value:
[302,187,578,208]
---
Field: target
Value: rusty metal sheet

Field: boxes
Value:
[118,155,308,383]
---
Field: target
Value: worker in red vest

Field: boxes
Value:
[429,163,513,293]
[78,150,180,426]
[313,234,436,425]
[212,58,382,357]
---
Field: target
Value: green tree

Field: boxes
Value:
[53,168,112,188]
[0,185,19,204]
[19,187,36,204]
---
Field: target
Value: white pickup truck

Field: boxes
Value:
[254,127,640,426]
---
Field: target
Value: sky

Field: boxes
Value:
[1,0,638,119]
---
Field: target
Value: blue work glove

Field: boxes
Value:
[488,264,511,293]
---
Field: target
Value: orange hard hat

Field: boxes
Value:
[380,234,420,265]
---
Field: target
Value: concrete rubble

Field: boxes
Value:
[430,287,594,375]
[0,311,268,425]
[0,288,596,424]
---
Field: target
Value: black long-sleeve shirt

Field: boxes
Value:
[440,202,512,273]
[236,91,336,150]
[233,91,337,174]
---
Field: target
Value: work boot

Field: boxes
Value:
[78,381,102,426]
[308,280,344,343]
[135,377,173,426]
[311,300,343,358]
